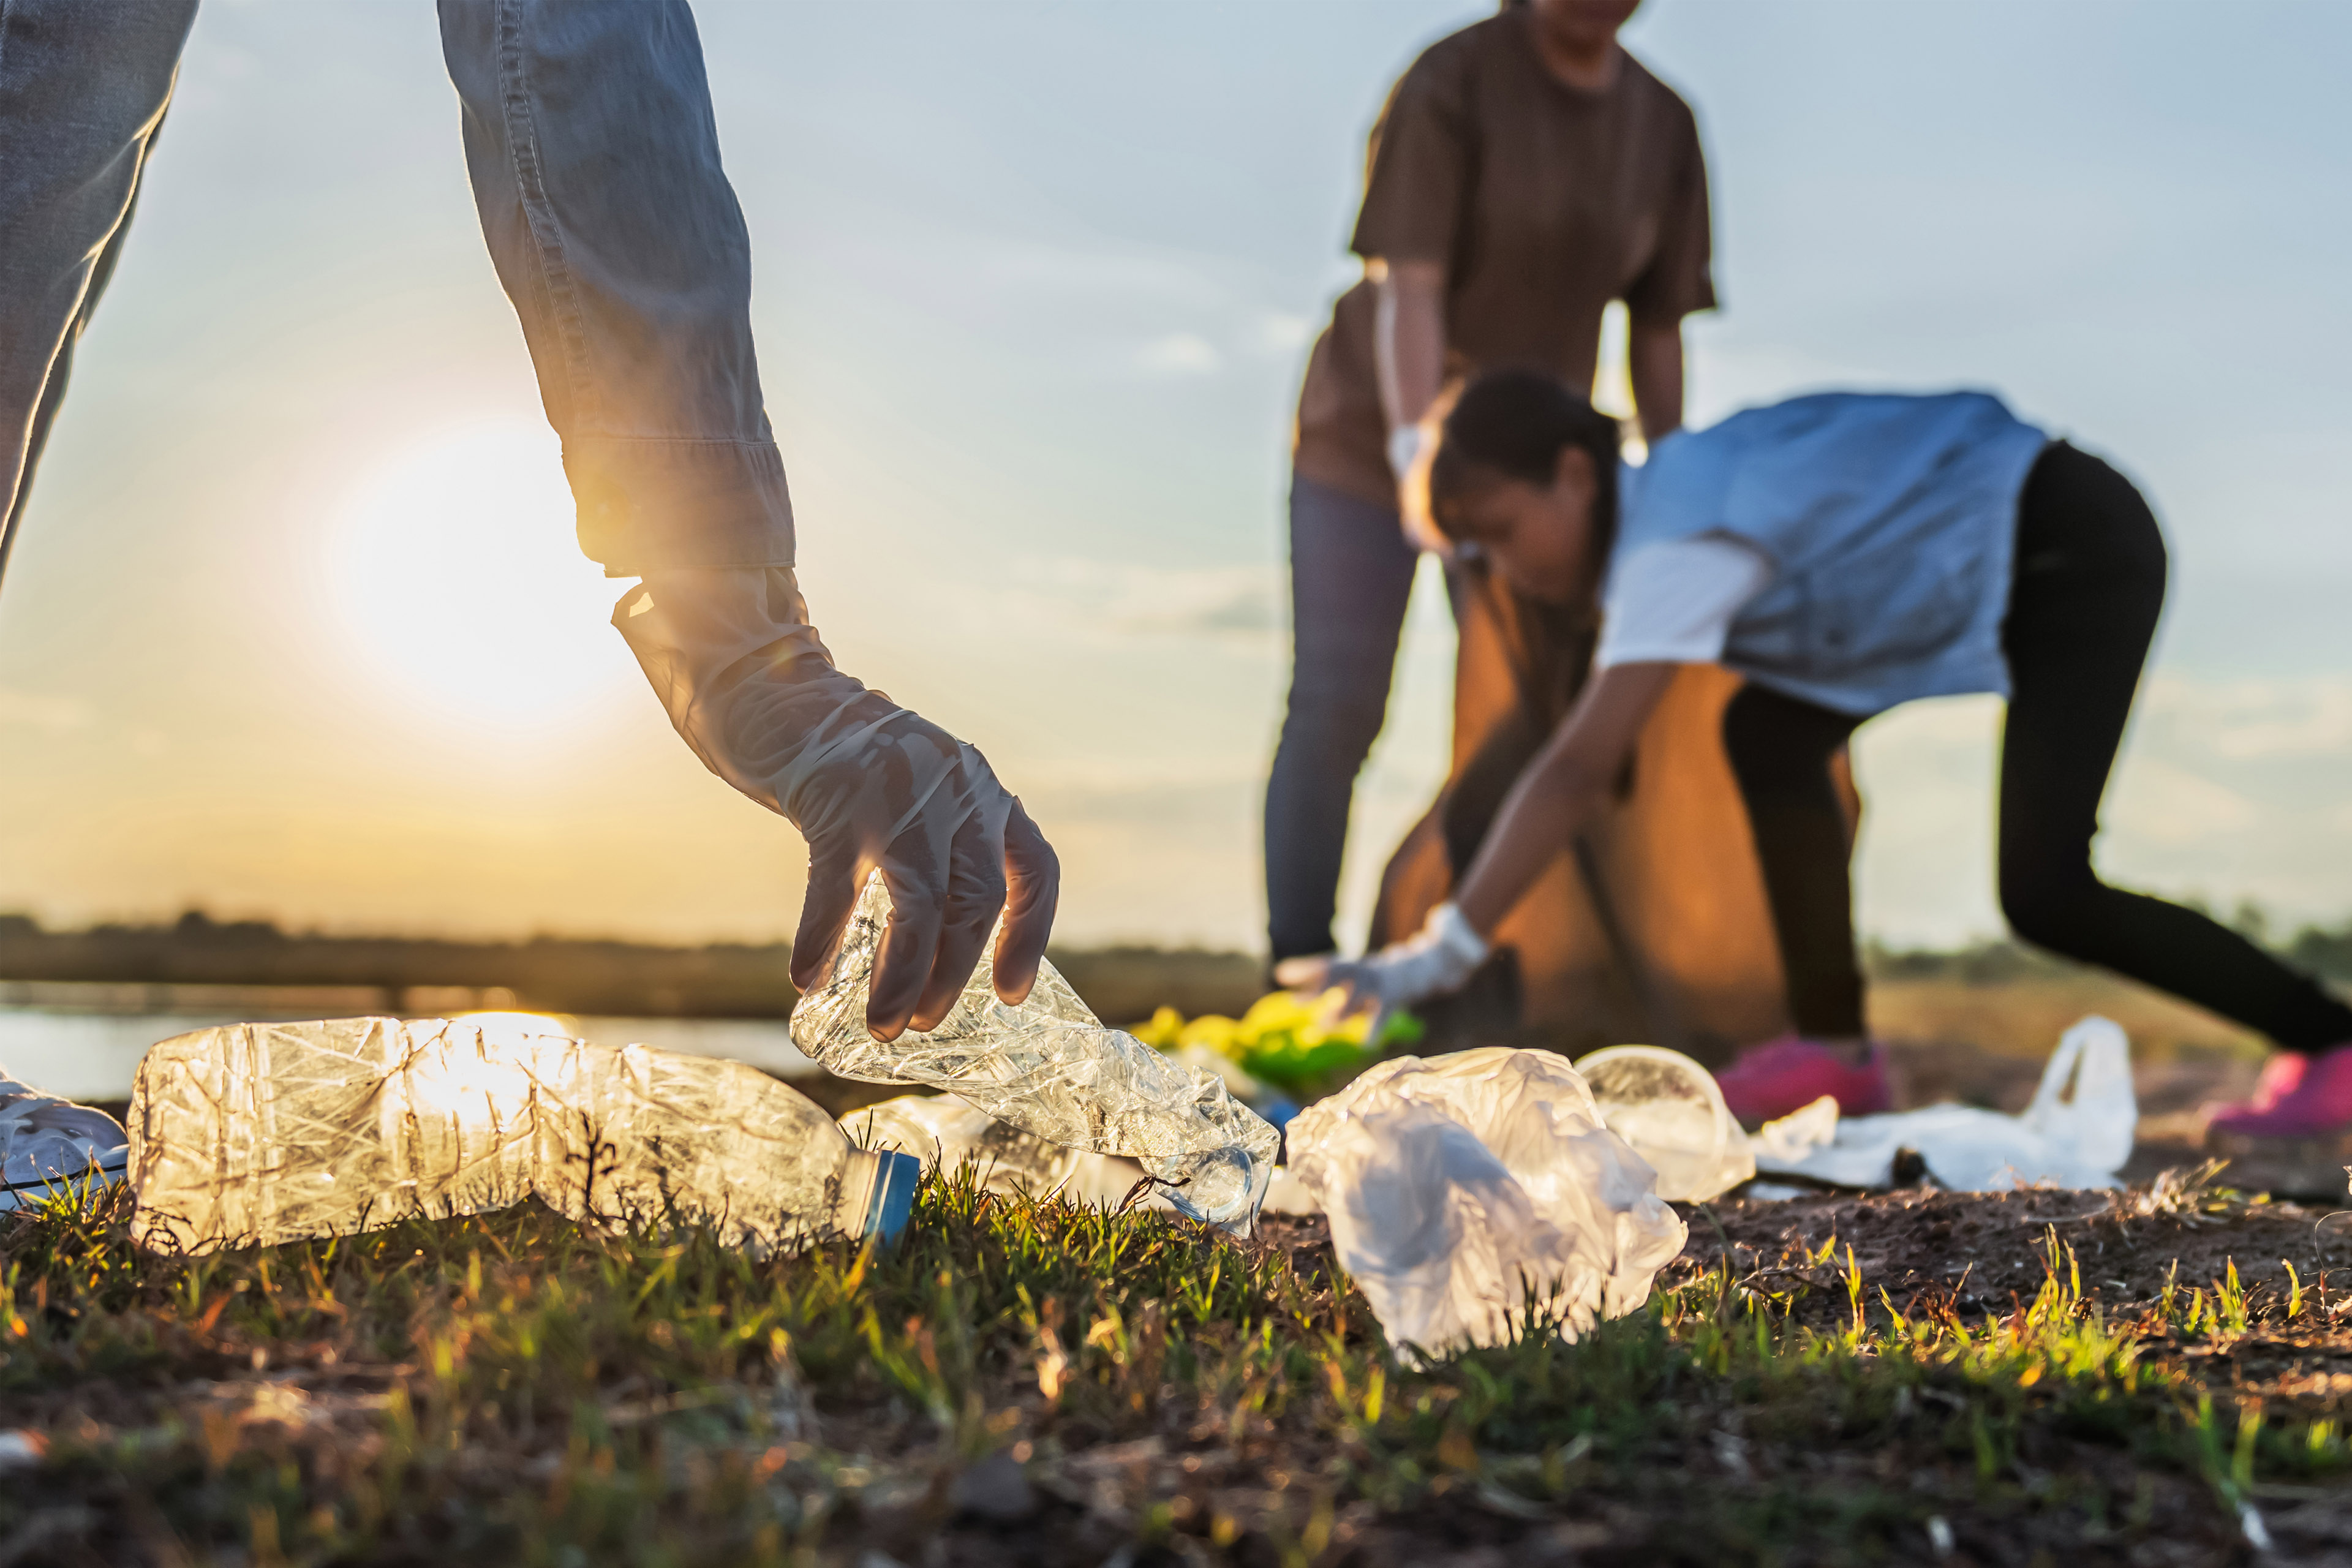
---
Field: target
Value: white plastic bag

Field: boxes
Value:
[1572,1046,1756,1202]
[1751,1016,2136,1191]
[0,1069,129,1212]
[2019,1016,2137,1175]
[1283,1048,1687,1359]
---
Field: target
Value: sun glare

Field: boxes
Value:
[328,422,640,730]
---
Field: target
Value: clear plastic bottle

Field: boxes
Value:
[1572,1045,1754,1202]
[842,1091,1079,1197]
[127,1017,919,1254]
[791,875,1277,1230]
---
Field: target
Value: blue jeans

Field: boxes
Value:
[0,0,791,586]
[1264,473,1457,962]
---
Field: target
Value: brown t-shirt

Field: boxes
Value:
[1294,13,1716,506]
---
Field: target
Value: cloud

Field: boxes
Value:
[1136,332,1223,377]
[0,689,94,731]
[2140,674,2352,760]
[1010,559,1281,644]
[965,238,1233,311]
[1250,312,1316,355]
[2105,758,2260,845]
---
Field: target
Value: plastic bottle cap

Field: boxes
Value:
[860,1148,922,1245]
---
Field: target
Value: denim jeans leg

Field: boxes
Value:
[437,0,793,575]
[0,0,199,590]
[1263,475,1421,962]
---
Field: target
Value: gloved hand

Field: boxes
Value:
[1273,901,1489,1037]
[614,567,1058,1041]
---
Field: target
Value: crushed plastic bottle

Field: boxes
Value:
[1751,1015,2136,1191]
[127,1018,920,1255]
[0,1069,129,1213]
[790,875,1278,1231]
[1572,1045,1755,1202]
[839,1094,1169,1211]
[1283,1047,1687,1359]
[842,1091,1078,1197]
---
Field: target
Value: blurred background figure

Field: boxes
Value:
[1265,0,1711,973]
[1294,369,2352,1140]
[1271,0,1776,1056]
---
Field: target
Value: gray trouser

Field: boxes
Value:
[0,0,794,588]
[1264,474,1469,962]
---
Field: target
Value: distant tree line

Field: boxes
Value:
[0,910,1266,1025]
[3,900,2337,1022]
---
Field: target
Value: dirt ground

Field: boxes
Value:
[1247,1176,2352,1567]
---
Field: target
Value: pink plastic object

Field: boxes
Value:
[1714,1035,1892,1128]
[2205,1043,2352,1139]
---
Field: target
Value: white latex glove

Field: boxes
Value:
[614,567,1058,1040]
[1389,422,1447,554]
[1273,901,1489,1035]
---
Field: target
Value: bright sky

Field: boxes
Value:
[1,0,2347,951]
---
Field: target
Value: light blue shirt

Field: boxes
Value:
[1613,391,2051,717]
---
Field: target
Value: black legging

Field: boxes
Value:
[1723,441,2352,1051]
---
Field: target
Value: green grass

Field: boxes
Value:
[1,1171,2344,1565]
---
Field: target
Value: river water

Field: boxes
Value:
[0,991,820,1103]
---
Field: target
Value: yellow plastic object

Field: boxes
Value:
[1131,989,1411,1095]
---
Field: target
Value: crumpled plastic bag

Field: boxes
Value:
[1752,1016,2136,1191]
[1283,1048,1687,1359]
[127,1018,915,1254]
[1572,1045,1756,1203]
[791,875,1278,1231]
[0,1069,129,1212]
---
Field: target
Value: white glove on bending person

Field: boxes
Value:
[1273,901,1490,1034]
[614,567,1058,1041]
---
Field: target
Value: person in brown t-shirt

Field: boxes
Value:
[1264,0,1715,965]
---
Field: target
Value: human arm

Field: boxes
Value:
[438,5,1059,1040]
[1627,318,1685,444]
[1453,662,1679,932]
[1621,105,1714,448]
[1373,257,1447,437]
[1279,534,1773,1012]
[1276,663,1678,1016]
[1453,537,1773,931]
[1372,256,1450,549]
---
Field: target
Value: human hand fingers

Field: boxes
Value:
[909,806,1005,1033]
[990,799,1059,1006]
[789,840,867,993]
[865,827,950,1042]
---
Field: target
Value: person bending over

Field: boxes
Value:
[0,2,1057,1180]
[1283,369,2352,1140]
